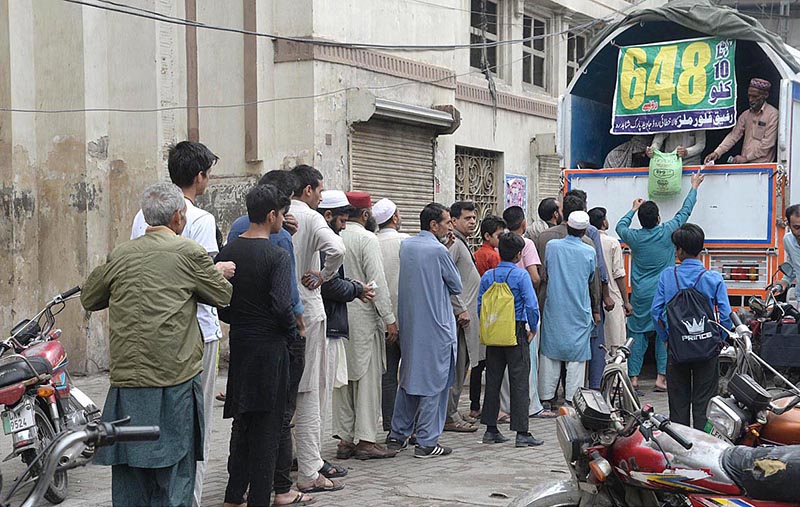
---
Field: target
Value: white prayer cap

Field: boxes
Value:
[372,198,397,225]
[319,190,350,209]
[567,210,590,230]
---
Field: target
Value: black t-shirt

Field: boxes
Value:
[216,237,296,338]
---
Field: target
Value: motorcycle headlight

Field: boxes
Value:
[706,397,745,440]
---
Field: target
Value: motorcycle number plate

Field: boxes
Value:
[706,424,729,442]
[2,404,35,435]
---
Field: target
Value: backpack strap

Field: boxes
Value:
[691,269,707,289]
[673,267,680,289]
[503,269,513,283]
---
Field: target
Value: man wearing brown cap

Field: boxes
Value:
[705,77,778,164]
[333,191,399,460]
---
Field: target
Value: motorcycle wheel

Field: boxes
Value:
[21,405,69,504]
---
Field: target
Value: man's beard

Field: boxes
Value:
[328,220,342,235]
[365,215,378,233]
[750,98,765,111]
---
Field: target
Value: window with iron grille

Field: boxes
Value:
[522,14,547,89]
[566,31,587,85]
[470,0,499,73]
[455,147,501,249]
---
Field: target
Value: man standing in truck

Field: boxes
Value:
[704,78,778,165]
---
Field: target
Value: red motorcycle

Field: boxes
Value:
[511,337,800,507]
[0,287,100,504]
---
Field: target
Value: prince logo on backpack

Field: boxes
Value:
[666,268,718,363]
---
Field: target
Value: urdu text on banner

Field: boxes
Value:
[611,37,737,135]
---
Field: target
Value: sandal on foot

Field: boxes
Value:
[531,409,558,419]
[298,478,345,494]
[272,492,316,506]
[497,414,511,424]
[319,460,348,478]
[443,420,477,432]
[459,411,478,424]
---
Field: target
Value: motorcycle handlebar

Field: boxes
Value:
[111,425,160,443]
[730,312,743,328]
[58,286,81,300]
[651,413,693,450]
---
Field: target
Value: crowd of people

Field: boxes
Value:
[81,139,741,507]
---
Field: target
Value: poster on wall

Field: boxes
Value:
[611,37,736,134]
[504,174,527,210]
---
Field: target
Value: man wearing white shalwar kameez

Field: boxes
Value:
[289,166,346,494]
[333,192,398,460]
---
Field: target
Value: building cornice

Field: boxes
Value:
[455,81,558,119]
[274,40,457,89]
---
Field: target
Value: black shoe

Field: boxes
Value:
[386,437,409,452]
[516,433,544,447]
[482,430,509,444]
[414,444,452,458]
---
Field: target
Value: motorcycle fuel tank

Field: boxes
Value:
[21,340,66,370]
[762,398,800,445]
[610,424,740,495]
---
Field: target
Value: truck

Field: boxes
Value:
[558,0,800,306]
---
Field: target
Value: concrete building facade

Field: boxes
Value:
[1,0,660,372]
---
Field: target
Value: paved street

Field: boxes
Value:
[0,372,667,506]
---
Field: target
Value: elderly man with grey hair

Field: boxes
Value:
[82,182,233,507]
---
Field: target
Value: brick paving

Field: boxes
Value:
[0,373,668,506]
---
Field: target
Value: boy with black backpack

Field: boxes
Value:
[477,233,542,447]
[651,223,732,430]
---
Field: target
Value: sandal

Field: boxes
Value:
[497,414,511,424]
[272,492,316,506]
[298,477,345,494]
[443,420,477,433]
[531,409,558,419]
[319,460,348,478]
[459,411,478,424]
[653,385,667,393]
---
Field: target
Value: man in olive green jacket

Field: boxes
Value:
[82,182,233,507]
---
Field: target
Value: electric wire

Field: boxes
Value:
[1,15,599,114]
[62,0,601,51]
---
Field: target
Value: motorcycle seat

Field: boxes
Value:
[0,356,52,389]
[721,445,800,502]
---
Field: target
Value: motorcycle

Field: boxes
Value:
[511,335,800,507]
[743,261,800,388]
[0,417,159,507]
[706,312,800,446]
[0,287,101,504]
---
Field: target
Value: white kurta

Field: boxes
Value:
[341,222,395,381]
[600,231,627,349]
[289,199,346,392]
[376,228,409,319]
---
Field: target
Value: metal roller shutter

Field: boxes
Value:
[350,120,436,234]
[537,155,562,200]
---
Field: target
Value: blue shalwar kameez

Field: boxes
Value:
[615,188,697,377]
[539,236,596,402]
[390,231,463,447]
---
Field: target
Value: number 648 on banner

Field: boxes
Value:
[611,37,737,135]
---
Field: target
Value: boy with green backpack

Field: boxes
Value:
[477,233,543,447]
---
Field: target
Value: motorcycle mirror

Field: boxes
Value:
[779,262,793,276]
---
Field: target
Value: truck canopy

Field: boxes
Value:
[560,0,799,169]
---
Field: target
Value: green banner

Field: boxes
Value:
[612,37,736,135]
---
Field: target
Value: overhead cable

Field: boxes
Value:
[62,0,604,51]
